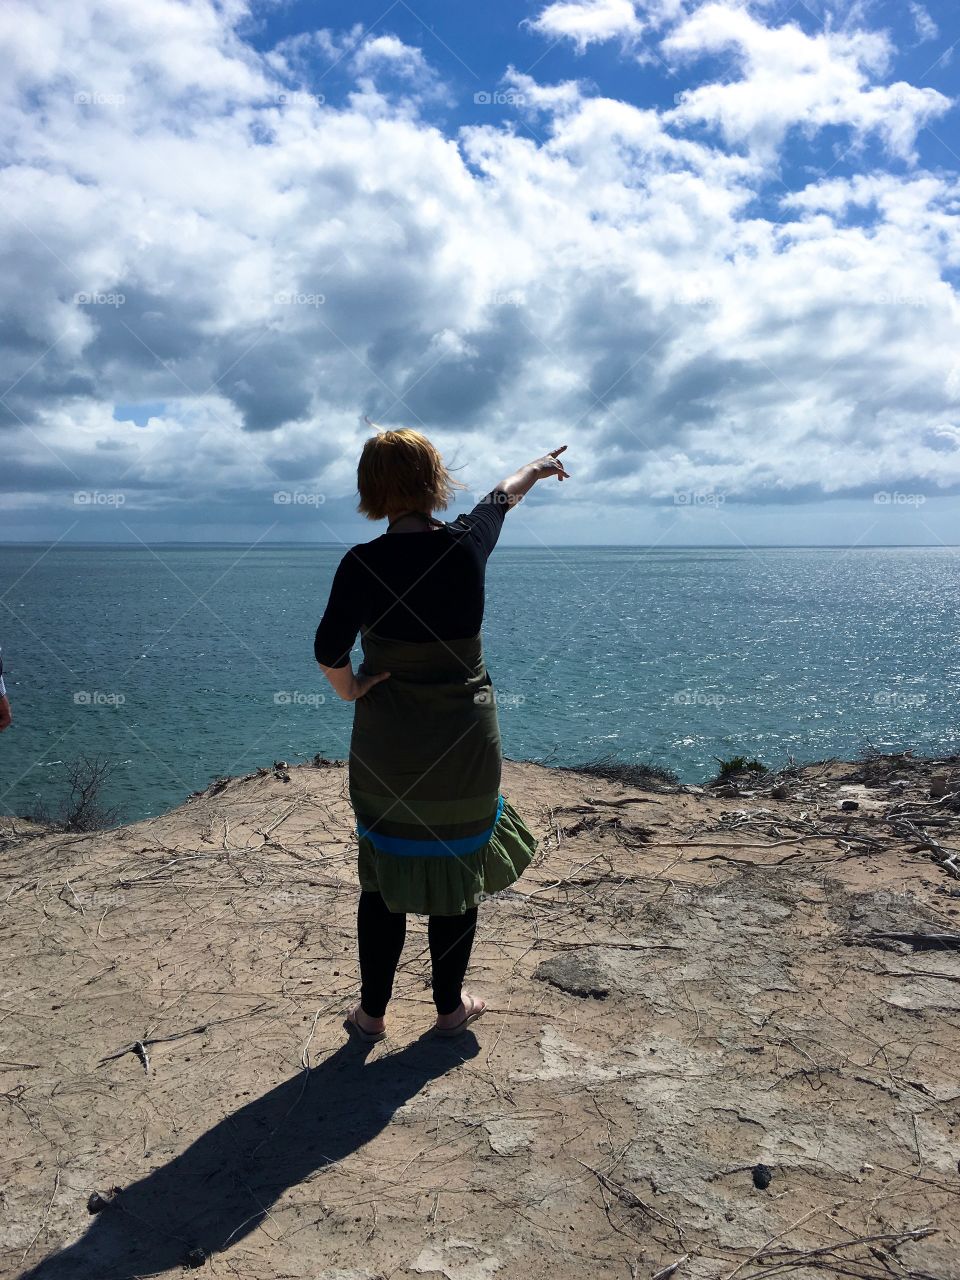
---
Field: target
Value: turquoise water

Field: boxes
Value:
[1,544,958,824]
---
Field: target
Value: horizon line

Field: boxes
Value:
[2,540,960,550]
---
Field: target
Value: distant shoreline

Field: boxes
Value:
[2,541,959,550]
[8,748,959,829]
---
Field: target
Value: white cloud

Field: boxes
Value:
[522,0,688,58]
[502,67,589,116]
[267,27,450,113]
[264,25,363,79]
[523,0,647,54]
[348,33,453,110]
[351,34,427,78]
[1,0,959,541]
[909,3,938,44]
[662,3,952,163]
[0,0,270,115]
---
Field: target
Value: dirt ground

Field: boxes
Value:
[1,752,959,1280]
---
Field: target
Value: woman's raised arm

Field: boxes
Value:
[496,445,570,506]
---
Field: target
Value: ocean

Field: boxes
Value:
[1,544,957,824]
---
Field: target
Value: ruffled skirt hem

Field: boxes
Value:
[357,794,537,915]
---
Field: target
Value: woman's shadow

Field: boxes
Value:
[22,1031,479,1279]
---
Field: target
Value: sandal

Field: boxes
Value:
[433,994,486,1038]
[344,1005,386,1043]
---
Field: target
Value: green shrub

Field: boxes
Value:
[556,752,680,790]
[712,755,768,782]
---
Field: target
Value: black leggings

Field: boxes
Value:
[357,889,478,1018]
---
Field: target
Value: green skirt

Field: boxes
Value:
[349,625,537,915]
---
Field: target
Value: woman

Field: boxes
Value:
[314,427,570,1040]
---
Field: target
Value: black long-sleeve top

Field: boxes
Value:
[313,489,511,669]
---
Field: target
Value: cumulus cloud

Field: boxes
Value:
[661,3,951,163]
[523,0,648,54]
[347,33,453,109]
[521,0,687,58]
[0,0,958,542]
[909,3,938,44]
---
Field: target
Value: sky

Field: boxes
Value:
[1,0,959,546]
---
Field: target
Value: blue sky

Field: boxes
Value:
[1,0,959,545]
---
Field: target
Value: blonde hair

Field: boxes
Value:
[356,423,467,521]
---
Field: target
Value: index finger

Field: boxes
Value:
[549,445,567,457]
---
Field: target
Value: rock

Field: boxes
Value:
[840,800,859,811]
[930,774,949,799]
[484,1118,533,1155]
[316,1271,380,1280]
[752,1163,772,1189]
[185,1246,206,1268]
[86,1191,110,1215]
[412,1240,502,1279]
[534,950,610,999]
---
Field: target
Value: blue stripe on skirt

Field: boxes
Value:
[357,794,504,857]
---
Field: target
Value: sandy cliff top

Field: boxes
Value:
[2,754,959,1280]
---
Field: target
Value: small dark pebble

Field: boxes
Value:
[185,1246,206,1268]
[840,800,859,811]
[87,1192,110,1215]
[752,1163,773,1189]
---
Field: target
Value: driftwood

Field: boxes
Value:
[731,1228,937,1280]
[680,802,960,883]
[98,1003,272,1069]
[650,1255,689,1280]
[846,931,960,951]
[888,817,960,879]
